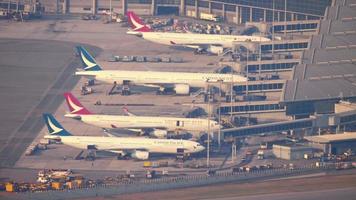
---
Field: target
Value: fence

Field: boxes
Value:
[11,165,335,200]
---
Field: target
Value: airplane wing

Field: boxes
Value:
[142,83,177,89]
[139,83,170,89]
[108,124,166,136]
[126,127,167,131]
[109,149,150,159]
[108,147,148,152]
[170,42,223,49]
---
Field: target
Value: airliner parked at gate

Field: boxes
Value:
[43,113,205,160]
[74,46,247,95]
[126,11,271,54]
[64,92,220,138]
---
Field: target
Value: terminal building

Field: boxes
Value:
[281,1,356,118]
[305,132,356,155]
[33,0,332,24]
[222,0,356,139]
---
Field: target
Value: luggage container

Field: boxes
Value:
[170,57,183,63]
[51,182,63,190]
[146,56,161,62]
[114,56,121,61]
[121,56,135,62]
[143,161,152,168]
[161,57,171,63]
[5,183,17,192]
[135,56,146,62]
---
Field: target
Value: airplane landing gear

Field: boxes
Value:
[108,81,132,96]
[121,80,131,96]
[156,87,165,95]
[121,85,131,96]
[85,149,96,161]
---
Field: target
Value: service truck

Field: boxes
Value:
[199,12,223,22]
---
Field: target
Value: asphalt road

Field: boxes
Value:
[208,187,356,200]
[112,172,356,200]
[0,38,100,167]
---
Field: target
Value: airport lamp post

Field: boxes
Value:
[272,0,275,56]
[218,79,223,149]
[110,0,112,21]
[207,84,211,168]
[246,49,249,96]
[230,67,233,120]
[218,101,221,149]
[259,18,262,79]
[285,0,287,37]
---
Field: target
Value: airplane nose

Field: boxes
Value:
[198,146,205,152]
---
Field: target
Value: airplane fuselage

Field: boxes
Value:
[130,31,271,48]
[56,136,203,154]
[72,114,220,133]
[75,70,247,87]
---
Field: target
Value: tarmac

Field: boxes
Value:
[0,39,85,167]
[0,15,324,180]
[0,15,228,177]
[202,187,356,200]
[0,13,354,200]
[113,172,356,200]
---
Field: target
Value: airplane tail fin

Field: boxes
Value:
[126,11,152,32]
[64,92,92,115]
[42,113,71,136]
[76,46,102,71]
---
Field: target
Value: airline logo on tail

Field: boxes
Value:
[81,52,97,70]
[126,11,151,32]
[76,46,102,71]
[64,93,92,115]
[43,113,71,136]
[47,117,64,135]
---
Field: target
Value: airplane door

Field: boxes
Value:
[176,121,184,127]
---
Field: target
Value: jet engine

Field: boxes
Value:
[174,84,190,95]
[149,129,168,138]
[131,150,149,160]
[207,46,224,55]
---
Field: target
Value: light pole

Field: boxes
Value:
[207,85,211,168]
[218,79,223,149]
[284,0,287,37]
[109,0,112,22]
[259,18,262,79]
[272,0,275,56]
[246,49,249,96]
[230,67,233,120]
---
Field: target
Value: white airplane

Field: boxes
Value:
[63,92,220,138]
[74,46,247,95]
[43,113,205,160]
[126,11,271,54]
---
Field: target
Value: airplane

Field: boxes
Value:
[126,11,271,54]
[42,113,205,160]
[74,46,247,95]
[63,92,221,138]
